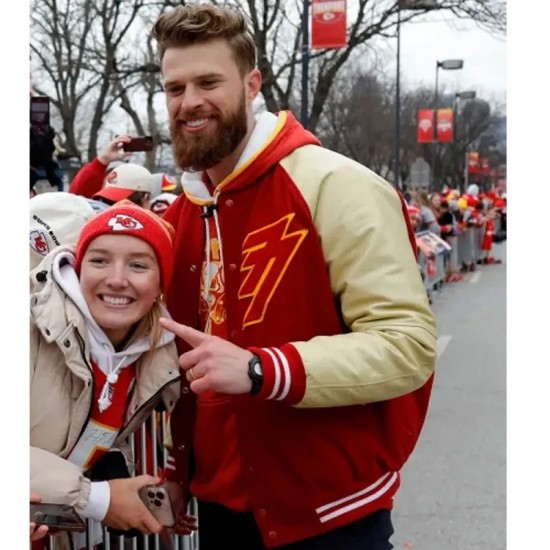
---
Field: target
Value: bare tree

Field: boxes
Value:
[202,0,505,132]
[31,0,505,170]
[30,0,174,163]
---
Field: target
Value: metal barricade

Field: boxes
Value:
[457,226,476,268]
[446,235,459,274]
[48,413,199,550]
[415,231,446,293]
[474,226,485,263]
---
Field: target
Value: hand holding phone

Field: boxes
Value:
[138,485,176,527]
[104,475,163,534]
[122,136,154,153]
[30,503,86,533]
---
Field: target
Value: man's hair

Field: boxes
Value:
[152,4,256,77]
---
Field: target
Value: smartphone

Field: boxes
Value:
[30,503,86,532]
[122,136,154,152]
[138,485,176,527]
[30,96,50,127]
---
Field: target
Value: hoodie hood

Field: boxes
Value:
[50,250,175,412]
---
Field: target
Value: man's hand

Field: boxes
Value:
[104,475,163,534]
[159,318,253,395]
[30,493,49,542]
[97,135,133,166]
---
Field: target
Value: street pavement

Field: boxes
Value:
[392,244,506,550]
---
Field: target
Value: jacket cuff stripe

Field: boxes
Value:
[263,347,283,400]
[272,347,291,400]
[250,344,306,404]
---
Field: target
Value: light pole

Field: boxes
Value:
[454,90,476,193]
[301,0,310,128]
[431,58,463,191]
[395,0,437,190]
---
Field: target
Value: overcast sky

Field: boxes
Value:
[374,12,506,106]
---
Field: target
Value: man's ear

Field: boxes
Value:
[246,68,262,102]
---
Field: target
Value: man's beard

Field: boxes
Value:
[170,92,248,173]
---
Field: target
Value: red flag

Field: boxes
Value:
[468,152,479,174]
[311,0,347,49]
[417,109,434,143]
[436,108,453,143]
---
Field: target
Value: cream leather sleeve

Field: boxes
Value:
[30,446,92,514]
[281,146,437,408]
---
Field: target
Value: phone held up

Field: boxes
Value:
[30,503,86,533]
[139,485,176,527]
[122,136,154,153]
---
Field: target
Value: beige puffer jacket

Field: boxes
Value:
[30,245,181,517]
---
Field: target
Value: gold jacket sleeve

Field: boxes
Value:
[280,145,437,408]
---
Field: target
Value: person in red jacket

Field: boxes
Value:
[69,136,174,208]
[481,208,502,264]
[151,5,437,549]
[69,135,133,199]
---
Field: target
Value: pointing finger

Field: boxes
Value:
[160,318,210,348]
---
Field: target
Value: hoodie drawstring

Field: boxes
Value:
[97,349,127,413]
[201,194,225,335]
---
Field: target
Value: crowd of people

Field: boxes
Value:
[405,183,507,284]
[30,4,448,550]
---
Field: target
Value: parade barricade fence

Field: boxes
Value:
[418,222,492,287]
[48,412,199,550]
[415,231,449,293]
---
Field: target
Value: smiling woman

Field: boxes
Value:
[29,201,188,547]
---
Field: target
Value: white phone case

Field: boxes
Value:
[138,486,176,527]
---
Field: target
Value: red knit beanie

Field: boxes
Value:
[75,201,175,291]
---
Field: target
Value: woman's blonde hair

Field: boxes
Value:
[124,298,164,351]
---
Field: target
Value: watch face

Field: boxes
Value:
[253,361,263,376]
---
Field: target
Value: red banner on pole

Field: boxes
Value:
[436,108,454,143]
[417,109,434,143]
[468,152,479,174]
[311,0,347,49]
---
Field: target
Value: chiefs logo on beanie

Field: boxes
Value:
[108,215,144,231]
[75,201,175,290]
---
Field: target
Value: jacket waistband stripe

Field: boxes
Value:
[318,472,398,523]
[316,472,393,514]
[272,347,291,400]
[264,347,282,400]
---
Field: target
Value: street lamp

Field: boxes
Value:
[395,0,437,189]
[431,58,464,190]
[301,0,310,128]
[454,90,477,193]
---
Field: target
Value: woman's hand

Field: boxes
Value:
[104,475,163,534]
[30,493,49,542]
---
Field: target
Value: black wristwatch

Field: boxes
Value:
[247,355,264,396]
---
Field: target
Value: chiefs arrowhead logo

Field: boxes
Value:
[106,170,118,184]
[30,230,49,256]
[107,215,144,232]
[419,119,432,132]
